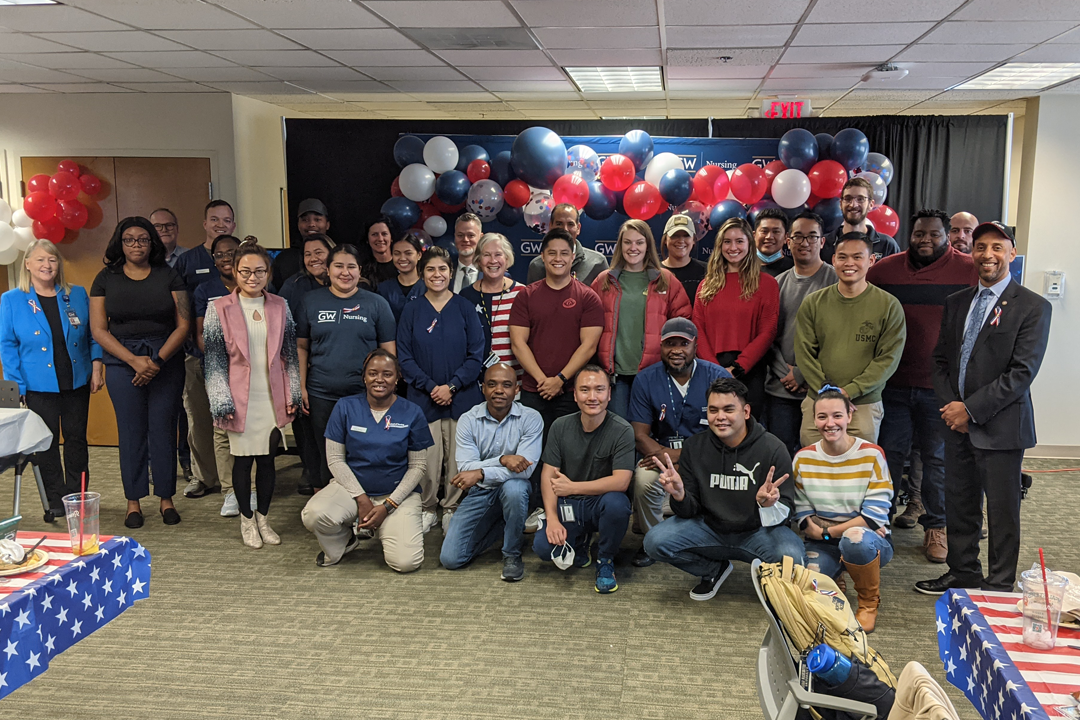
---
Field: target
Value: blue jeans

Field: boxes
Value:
[803,528,894,579]
[879,386,946,529]
[440,479,531,567]
[609,375,635,421]
[533,492,631,562]
[765,394,804,459]
[644,517,806,578]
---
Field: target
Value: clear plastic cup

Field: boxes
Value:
[1020,566,1069,650]
[62,492,100,556]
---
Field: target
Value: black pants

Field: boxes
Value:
[944,437,1024,590]
[291,412,321,486]
[717,352,765,420]
[24,385,91,510]
[307,395,341,488]
[520,390,578,506]
[232,454,276,518]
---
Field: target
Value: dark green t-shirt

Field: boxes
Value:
[614,270,649,376]
[541,411,636,484]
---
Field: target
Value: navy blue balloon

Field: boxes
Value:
[658,168,693,206]
[496,203,523,227]
[831,128,870,172]
[490,151,516,186]
[393,135,425,169]
[614,190,626,216]
[784,203,809,221]
[510,127,567,189]
[747,199,781,228]
[813,197,843,234]
[619,130,655,170]
[777,128,819,173]
[815,133,834,160]
[380,196,421,234]
[583,180,617,221]
[456,144,490,172]
[709,199,747,229]
[435,170,471,205]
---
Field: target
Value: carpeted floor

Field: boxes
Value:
[2,449,1076,718]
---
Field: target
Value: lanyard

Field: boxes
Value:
[479,279,509,328]
[662,361,695,435]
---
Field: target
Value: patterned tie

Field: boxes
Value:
[958,288,994,398]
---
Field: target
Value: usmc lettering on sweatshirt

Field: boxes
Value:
[855,320,878,343]
[710,462,760,491]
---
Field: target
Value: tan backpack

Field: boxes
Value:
[759,556,897,686]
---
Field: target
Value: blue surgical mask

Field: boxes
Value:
[757,249,784,264]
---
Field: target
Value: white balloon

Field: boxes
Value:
[11,208,32,228]
[855,171,887,206]
[771,168,812,209]
[423,136,459,174]
[13,226,35,251]
[398,163,436,203]
[0,199,11,225]
[644,152,684,188]
[0,243,20,265]
[0,223,14,253]
[423,215,447,238]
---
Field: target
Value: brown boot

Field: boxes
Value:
[843,552,881,633]
[924,527,947,563]
[894,497,923,528]
[835,572,847,594]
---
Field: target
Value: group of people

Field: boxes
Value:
[0,173,1051,634]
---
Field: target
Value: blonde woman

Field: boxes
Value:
[0,240,103,518]
[591,219,691,418]
[692,217,779,418]
[459,233,525,379]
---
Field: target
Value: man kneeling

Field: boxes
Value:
[440,363,543,582]
[644,377,804,600]
[533,365,635,594]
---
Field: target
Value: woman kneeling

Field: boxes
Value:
[794,387,894,632]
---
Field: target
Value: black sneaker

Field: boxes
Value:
[631,546,655,567]
[689,561,733,601]
[501,556,525,582]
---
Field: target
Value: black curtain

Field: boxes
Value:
[283,115,1006,250]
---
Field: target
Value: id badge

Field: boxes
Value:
[483,351,500,368]
[667,437,683,450]
[65,308,81,327]
[558,500,576,524]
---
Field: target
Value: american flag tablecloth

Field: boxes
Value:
[937,589,1080,719]
[0,532,151,699]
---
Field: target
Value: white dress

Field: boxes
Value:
[228,295,277,456]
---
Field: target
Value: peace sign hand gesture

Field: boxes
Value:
[755,466,789,508]
[657,453,685,502]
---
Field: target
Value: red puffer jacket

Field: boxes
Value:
[591,267,691,375]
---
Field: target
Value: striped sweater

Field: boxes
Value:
[793,439,893,530]
[459,282,523,377]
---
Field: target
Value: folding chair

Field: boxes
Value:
[0,381,52,535]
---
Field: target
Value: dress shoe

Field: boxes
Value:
[631,546,655,567]
[124,511,144,529]
[161,507,181,525]
[914,571,980,596]
[924,528,947,563]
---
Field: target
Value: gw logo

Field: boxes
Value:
[317,310,338,323]
[520,241,543,255]
[594,242,616,256]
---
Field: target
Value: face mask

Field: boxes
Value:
[757,249,784,264]
[551,543,576,570]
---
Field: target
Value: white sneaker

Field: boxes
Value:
[421,510,438,534]
[524,508,545,534]
[220,492,239,517]
[441,509,455,534]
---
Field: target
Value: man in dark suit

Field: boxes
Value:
[915,221,1051,594]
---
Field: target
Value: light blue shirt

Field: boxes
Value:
[455,400,543,488]
[165,244,188,268]
[963,273,1011,335]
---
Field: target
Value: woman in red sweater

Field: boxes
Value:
[692,217,779,418]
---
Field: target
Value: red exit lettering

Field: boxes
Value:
[765,101,805,119]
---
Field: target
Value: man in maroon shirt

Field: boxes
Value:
[867,209,976,563]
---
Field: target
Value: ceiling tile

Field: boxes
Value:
[849,89,940,101]
[205,80,314,94]
[66,67,188,83]
[363,66,465,81]
[435,49,552,67]
[492,90,582,100]
[954,0,1080,22]
[324,50,444,67]
[510,0,657,27]
[668,48,783,66]
[807,0,963,23]
[103,51,238,68]
[795,22,936,46]
[666,24,794,48]
[460,66,566,81]
[300,80,395,93]
[0,33,79,53]
[921,21,1077,45]
[212,50,339,67]
[664,0,808,25]
[322,92,414,101]
[0,83,50,93]
[897,44,1033,62]
[479,79,577,92]
[0,52,137,69]
[781,45,906,64]
[506,100,590,109]
[0,6,127,32]
[763,77,859,91]
[364,1,521,28]
[770,63,869,78]
[666,88,755,99]
[1014,44,1080,62]
[61,0,257,30]
[27,83,135,93]
[1048,27,1080,43]
[159,66,275,82]
[276,28,417,51]
[667,65,773,79]
[117,82,217,92]
[387,80,486,93]
[33,31,187,53]
[533,27,659,50]
[207,0,386,29]
[905,62,998,76]
[254,66,368,82]
[0,61,86,84]
[247,93,327,104]
[156,30,302,51]
[942,89,1035,100]
[549,48,662,66]
[881,75,972,89]
[667,78,763,91]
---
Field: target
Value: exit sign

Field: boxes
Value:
[761,98,813,118]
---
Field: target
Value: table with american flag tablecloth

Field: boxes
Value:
[0,532,151,699]
[937,589,1080,719]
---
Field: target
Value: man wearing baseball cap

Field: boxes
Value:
[626,317,732,566]
[660,214,709,307]
[525,204,608,286]
[916,220,1052,595]
[271,198,330,292]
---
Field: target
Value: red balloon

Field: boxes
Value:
[692,165,726,205]
[503,179,531,208]
[57,199,88,230]
[390,176,403,198]
[599,154,636,192]
[712,170,731,203]
[623,181,663,221]
[23,191,58,221]
[32,216,66,243]
[867,205,899,237]
[57,160,81,178]
[79,174,101,196]
[807,160,848,199]
[806,192,823,209]
[552,173,590,210]
[429,194,465,214]
[27,174,51,195]
[418,201,439,223]
[466,159,491,184]
[762,160,786,197]
[730,163,767,205]
[49,171,80,201]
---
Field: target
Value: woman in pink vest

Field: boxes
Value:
[204,241,302,548]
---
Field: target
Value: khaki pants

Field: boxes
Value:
[800,397,884,447]
[632,467,664,534]
[423,418,462,512]
[301,483,423,573]
[184,355,220,488]
[213,426,234,495]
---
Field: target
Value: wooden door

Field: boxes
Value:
[15,156,212,445]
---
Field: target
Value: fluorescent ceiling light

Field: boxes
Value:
[600,115,666,120]
[954,63,1080,90]
[0,0,59,4]
[564,67,664,93]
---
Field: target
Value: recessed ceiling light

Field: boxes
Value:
[954,63,1080,90]
[564,67,664,93]
[0,0,59,5]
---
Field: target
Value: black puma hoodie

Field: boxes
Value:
[670,416,795,535]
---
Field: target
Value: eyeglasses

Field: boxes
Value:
[122,237,151,247]
[212,251,235,260]
[789,233,822,245]
[236,268,268,279]
[841,195,870,206]
[153,222,178,232]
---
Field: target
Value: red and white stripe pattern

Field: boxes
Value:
[488,285,522,377]
[0,532,114,595]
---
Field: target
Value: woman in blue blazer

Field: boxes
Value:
[0,240,104,517]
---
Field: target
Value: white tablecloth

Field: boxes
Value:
[0,408,53,459]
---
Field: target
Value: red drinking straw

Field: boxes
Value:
[79,472,86,554]
[1038,548,1054,632]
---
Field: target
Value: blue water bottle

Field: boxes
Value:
[806,644,853,686]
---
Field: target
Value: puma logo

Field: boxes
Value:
[734,462,761,485]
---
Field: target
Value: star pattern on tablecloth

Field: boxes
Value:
[56,606,68,625]
[94,606,103,622]
[66,579,78,598]
[14,609,30,630]
[936,617,947,635]
[40,593,53,611]
[116,590,126,608]
[24,651,39,671]
[70,619,82,638]
[43,635,54,654]
[89,567,100,583]
[81,592,92,610]
[3,640,17,660]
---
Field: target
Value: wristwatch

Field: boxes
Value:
[556,372,568,383]
[150,352,164,366]
[382,500,396,515]
[822,528,832,542]
[448,383,457,395]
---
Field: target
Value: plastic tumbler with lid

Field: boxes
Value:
[62,492,100,556]
[1020,565,1069,650]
